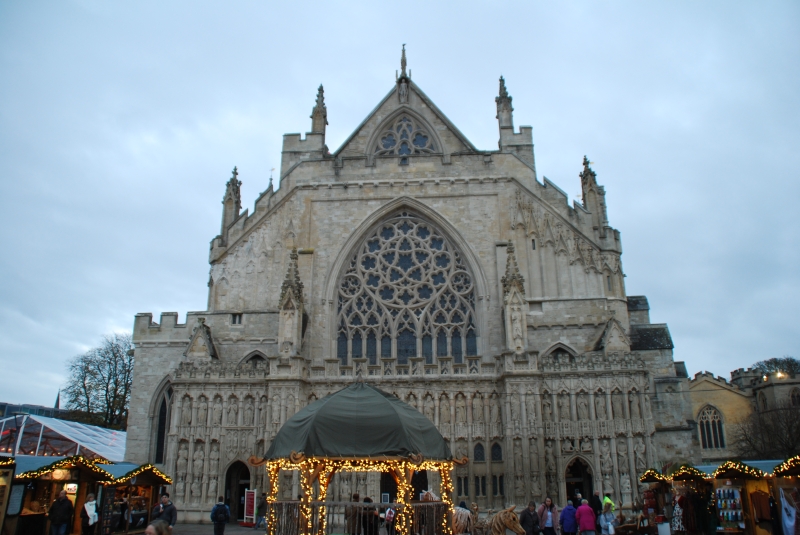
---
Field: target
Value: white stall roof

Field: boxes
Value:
[0,415,126,462]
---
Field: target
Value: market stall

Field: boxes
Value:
[638,469,670,525]
[771,456,800,535]
[669,465,714,535]
[98,463,172,535]
[252,382,464,535]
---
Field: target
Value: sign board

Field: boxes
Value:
[0,469,15,527]
[244,488,256,523]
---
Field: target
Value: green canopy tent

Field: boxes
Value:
[251,382,461,535]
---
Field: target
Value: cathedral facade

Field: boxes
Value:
[125,53,699,521]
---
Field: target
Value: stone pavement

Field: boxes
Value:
[174,524,264,535]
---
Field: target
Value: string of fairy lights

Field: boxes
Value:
[7,455,172,485]
[262,455,457,535]
[640,457,798,483]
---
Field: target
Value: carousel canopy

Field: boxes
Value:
[265,382,452,461]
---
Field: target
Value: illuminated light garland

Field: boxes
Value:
[261,455,456,535]
[774,455,800,478]
[110,463,173,485]
[711,460,766,480]
[639,468,667,483]
[0,457,15,468]
[670,465,708,481]
[15,455,115,480]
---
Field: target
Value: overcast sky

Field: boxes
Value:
[1,1,798,406]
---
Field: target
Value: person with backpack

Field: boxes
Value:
[210,496,231,535]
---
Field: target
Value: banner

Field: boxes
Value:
[244,488,257,523]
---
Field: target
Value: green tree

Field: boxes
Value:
[63,333,133,429]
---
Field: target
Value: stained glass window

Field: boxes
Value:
[337,212,478,365]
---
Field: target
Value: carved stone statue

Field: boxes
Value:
[398,79,408,104]
[424,396,435,422]
[545,441,556,473]
[558,395,570,420]
[339,473,351,501]
[562,438,574,453]
[227,398,239,425]
[620,473,632,501]
[440,396,451,424]
[630,393,641,419]
[198,397,208,427]
[617,442,629,469]
[514,441,524,470]
[515,476,525,499]
[612,394,624,419]
[229,431,239,453]
[272,395,281,424]
[193,444,205,474]
[526,395,536,425]
[212,398,223,426]
[542,398,552,421]
[577,396,589,421]
[191,477,201,501]
[603,474,615,497]
[208,476,217,499]
[595,395,607,420]
[471,394,483,422]
[456,396,467,423]
[531,473,542,497]
[181,399,192,426]
[511,306,524,350]
[600,440,613,474]
[634,438,647,473]
[529,438,538,470]
[259,397,268,427]
[643,394,652,419]
[581,437,592,452]
[489,395,501,424]
[286,393,295,419]
[407,394,418,410]
[176,474,185,498]
[176,442,189,477]
[244,398,255,426]
[209,442,220,474]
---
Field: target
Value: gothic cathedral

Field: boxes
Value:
[125,52,698,522]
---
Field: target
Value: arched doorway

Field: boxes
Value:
[565,458,593,502]
[225,461,251,521]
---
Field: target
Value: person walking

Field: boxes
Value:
[361,497,380,535]
[48,490,74,535]
[211,496,231,535]
[590,492,603,530]
[80,493,99,535]
[537,497,560,535]
[602,493,615,513]
[559,500,577,535]
[151,493,177,531]
[598,503,618,535]
[254,493,267,529]
[345,493,361,535]
[575,499,596,535]
[519,501,541,535]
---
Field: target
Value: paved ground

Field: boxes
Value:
[174,524,264,535]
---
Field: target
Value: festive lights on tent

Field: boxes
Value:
[0,457,14,468]
[112,464,173,485]
[14,455,115,480]
[639,468,667,482]
[256,452,461,535]
[774,455,800,477]
[670,465,707,481]
[711,460,765,480]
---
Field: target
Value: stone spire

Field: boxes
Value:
[580,155,598,190]
[495,76,514,129]
[580,156,609,238]
[279,247,304,306]
[501,242,525,297]
[400,43,408,78]
[220,166,242,237]
[310,84,328,134]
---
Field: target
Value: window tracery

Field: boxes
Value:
[698,406,725,449]
[337,211,478,365]
[374,116,437,164]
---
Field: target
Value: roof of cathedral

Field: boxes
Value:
[264,382,451,461]
[629,323,674,350]
[627,296,650,311]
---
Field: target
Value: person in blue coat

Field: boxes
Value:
[560,500,578,535]
[210,497,231,535]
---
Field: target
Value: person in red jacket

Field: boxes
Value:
[575,499,597,535]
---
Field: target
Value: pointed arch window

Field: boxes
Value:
[336,211,478,365]
[154,386,173,464]
[698,406,725,450]
[473,443,485,462]
[491,442,503,462]
[374,116,437,164]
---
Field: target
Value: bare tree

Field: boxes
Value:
[752,356,800,377]
[731,401,800,460]
[63,333,133,429]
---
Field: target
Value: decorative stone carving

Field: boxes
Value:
[278,248,304,357]
[398,79,408,104]
[558,394,570,420]
[212,398,223,426]
[310,84,327,134]
[374,117,437,159]
[440,395,451,424]
[197,397,208,427]
[612,393,624,420]
[501,244,528,354]
[227,398,239,425]
[600,440,613,474]
[580,437,592,453]
[244,398,255,426]
[514,440,524,470]
[577,395,589,421]
[634,438,647,473]
[455,395,466,424]
[542,398,552,421]
[191,477,201,502]
[489,395,501,425]
[515,476,525,499]
[595,395,607,420]
[629,393,641,419]
[496,76,514,128]
[424,395,435,422]
[175,474,185,499]
[617,442,629,469]
[176,442,189,477]
[181,397,192,426]
[193,443,205,474]
[472,394,483,422]
[208,476,217,500]
[545,441,556,473]
[209,442,220,474]
[562,438,574,453]
[259,396,268,427]
[620,473,632,503]
[185,317,218,359]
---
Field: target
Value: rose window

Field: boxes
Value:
[374,116,437,164]
[337,211,477,365]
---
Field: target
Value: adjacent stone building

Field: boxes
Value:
[125,52,700,521]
